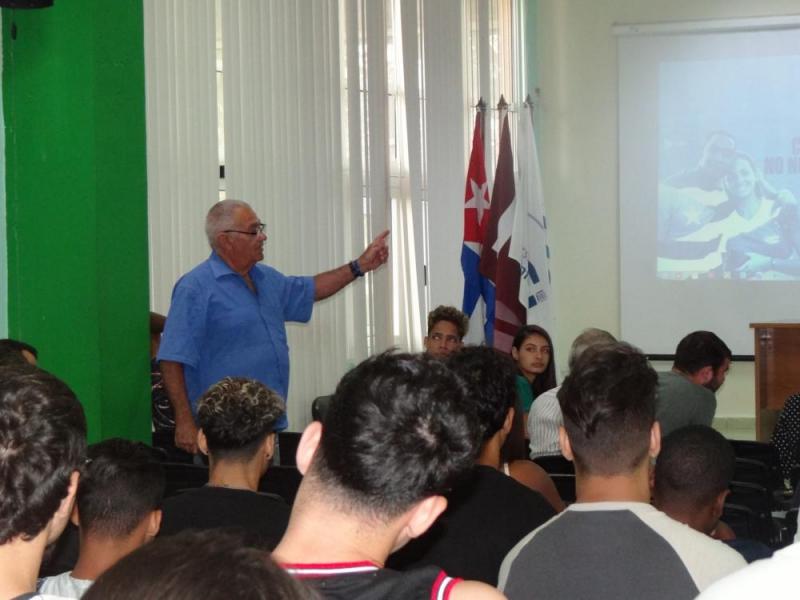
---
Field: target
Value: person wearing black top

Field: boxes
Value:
[158,377,290,549]
[388,346,557,584]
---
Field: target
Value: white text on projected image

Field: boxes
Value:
[657,55,800,281]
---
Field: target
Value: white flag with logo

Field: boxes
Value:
[510,103,555,335]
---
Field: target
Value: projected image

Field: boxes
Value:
[657,56,800,280]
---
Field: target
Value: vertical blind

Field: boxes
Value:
[144,0,525,429]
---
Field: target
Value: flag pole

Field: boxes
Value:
[476,97,487,156]
[497,95,508,111]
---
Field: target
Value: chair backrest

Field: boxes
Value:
[312,395,332,422]
[722,502,759,541]
[784,507,799,541]
[549,473,576,504]
[730,440,783,494]
[728,480,772,516]
[258,465,303,505]
[277,431,302,467]
[734,458,772,488]
[729,440,779,468]
[532,454,575,475]
[162,462,209,498]
[728,481,776,545]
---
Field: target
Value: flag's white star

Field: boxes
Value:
[466,178,489,221]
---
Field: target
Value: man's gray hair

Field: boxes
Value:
[205,199,251,249]
[568,328,617,370]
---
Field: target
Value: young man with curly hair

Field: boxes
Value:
[158,377,290,549]
[0,365,87,599]
[423,305,469,359]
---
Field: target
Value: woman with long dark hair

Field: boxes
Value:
[500,325,557,461]
[512,325,557,420]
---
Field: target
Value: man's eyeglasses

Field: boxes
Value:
[223,223,266,236]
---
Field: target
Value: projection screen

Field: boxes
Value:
[618,16,800,355]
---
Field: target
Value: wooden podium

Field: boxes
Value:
[751,322,800,441]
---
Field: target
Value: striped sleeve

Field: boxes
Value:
[528,387,563,458]
[431,570,462,600]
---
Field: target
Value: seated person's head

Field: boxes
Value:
[511,325,556,393]
[0,338,38,367]
[447,345,517,445]
[567,328,617,370]
[558,343,659,477]
[424,305,468,359]
[84,530,312,600]
[196,377,285,471]
[653,425,734,535]
[76,438,165,551]
[673,331,732,391]
[298,352,481,542]
[0,365,86,548]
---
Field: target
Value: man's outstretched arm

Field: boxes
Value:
[160,360,199,454]
[314,230,390,300]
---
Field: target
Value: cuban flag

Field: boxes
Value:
[510,99,554,337]
[461,112,495,345]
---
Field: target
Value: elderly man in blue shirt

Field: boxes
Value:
[158,199,389,454]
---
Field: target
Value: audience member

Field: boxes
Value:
[158,377,290,549]
[0,338,38,367]
[656,331,731,437]
[771,392,800,483]
[39,439,165,598]
[652,425,772,564]
[423,305,468,359]
[499,343,745,599]
[274,352,503,599]
[388,346,558,585]
[511,325,556,423]
[83,530,312,600]
[697,542,800,599]
[0,365,87,599]
[528,328,615,459]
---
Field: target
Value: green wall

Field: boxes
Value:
[2,1,150,443]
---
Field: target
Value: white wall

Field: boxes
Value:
[535,0,800,420]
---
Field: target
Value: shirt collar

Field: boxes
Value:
[209,250,258,281]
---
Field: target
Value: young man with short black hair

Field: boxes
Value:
[657,331,732,437]
[653,425,734,537]
[499,343,745,600]
[275,352,503,599]
[389,346,558,585]
[39,439,165,598]
[653,425,772,563]
[0,365,87,599]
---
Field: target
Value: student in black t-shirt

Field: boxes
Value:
[158,377,290,549]
[274,352,503,599]
[653,425,773,563]
[388,346,558,584]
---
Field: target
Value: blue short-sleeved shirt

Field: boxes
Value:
[157,251,315,430]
